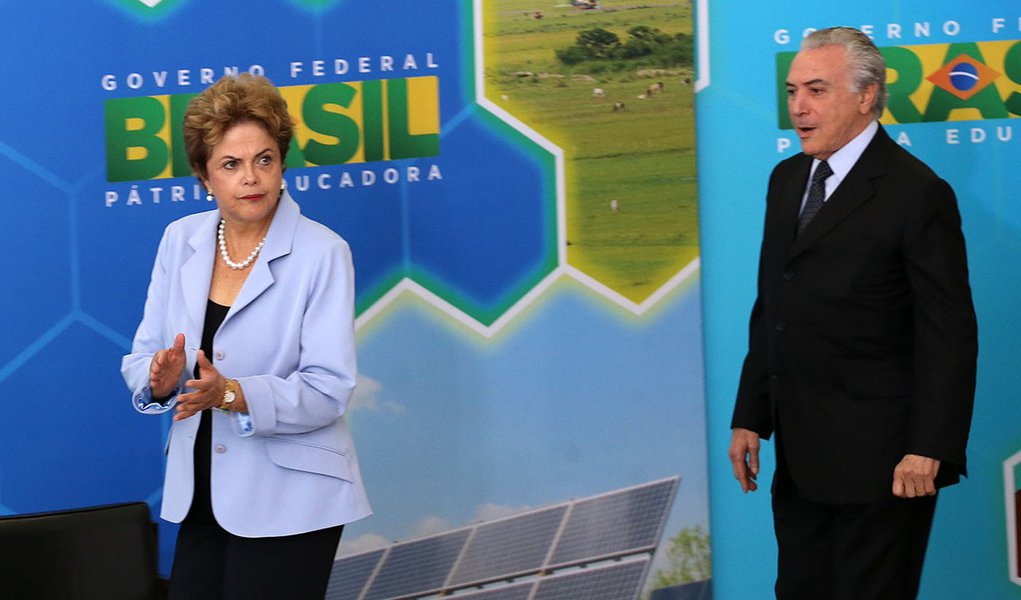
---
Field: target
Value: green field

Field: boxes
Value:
[483,0,698,302]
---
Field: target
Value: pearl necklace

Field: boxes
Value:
[218,219,266,270]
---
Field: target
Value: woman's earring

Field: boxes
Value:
[206,191,214,202]
[280,180,287,192]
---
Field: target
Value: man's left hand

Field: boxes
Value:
[892,454,941,498]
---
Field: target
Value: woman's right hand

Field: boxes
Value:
[150,333,187,398]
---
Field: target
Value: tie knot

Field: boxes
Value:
[813,160,832,183]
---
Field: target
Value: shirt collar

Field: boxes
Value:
[813,119,878,182]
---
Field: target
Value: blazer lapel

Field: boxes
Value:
[225,192,300,322]
[776,157,812,246]
[181,214,217,336]
[790,127,892,260]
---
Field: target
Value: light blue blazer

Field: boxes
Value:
[122,193,371,537]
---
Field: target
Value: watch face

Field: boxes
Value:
[224,390,236,404]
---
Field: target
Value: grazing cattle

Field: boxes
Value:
[592,87,605,97]
[646,81,664,96]
[612,101,625,112]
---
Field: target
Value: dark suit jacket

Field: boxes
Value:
[732,126,978,505]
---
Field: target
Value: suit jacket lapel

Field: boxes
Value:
[790,126,892,260]
[225,192,300,322]
[181,214,217,336]
[777,156,812,247]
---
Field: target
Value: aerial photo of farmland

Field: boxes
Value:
[482,0,697,303]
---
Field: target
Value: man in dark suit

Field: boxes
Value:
[728,27,978,599]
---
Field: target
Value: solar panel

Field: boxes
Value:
[343,478,679,599]
[324,548,385,600]
[446,582,536,600]
[533,559,650,600]
[549,479,677,567]
[363,529,470,599]
[449,505,568,586]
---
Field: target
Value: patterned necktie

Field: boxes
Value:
[797,160,832,234]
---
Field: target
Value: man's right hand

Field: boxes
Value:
[150,333,186,399]
[729,427,761,493]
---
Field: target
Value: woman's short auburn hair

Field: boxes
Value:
[182,73,294,181]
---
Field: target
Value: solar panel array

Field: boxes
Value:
[448,582,535,600]
[549,477,676,568]
[534,559,651,600]
[446,558,651,600]
[327,477,678,600]
[325,549,385,600]
[450,505,567,586]
[364,529,471,599]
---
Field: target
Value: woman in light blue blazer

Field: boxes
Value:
[122,74,370,599]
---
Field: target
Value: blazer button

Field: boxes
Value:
[214,351,225,361]
[214,444,227,454]
[775,323,786,332]
[782,271,794,281]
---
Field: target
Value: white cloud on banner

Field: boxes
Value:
[349,374,405,414]
[336,501,536,558]
[337,532,390,557]
[472,502,532,522]
[410,515,453,538]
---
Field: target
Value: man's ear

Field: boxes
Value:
[859,83,879,116]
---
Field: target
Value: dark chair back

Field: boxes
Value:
[0,501,162,600]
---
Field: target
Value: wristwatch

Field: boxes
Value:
[219,378,239,411]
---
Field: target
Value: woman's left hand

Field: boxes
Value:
[174,350,225,421]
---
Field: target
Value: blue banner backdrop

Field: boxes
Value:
[699,1,1021,598]
[0,0,706,593]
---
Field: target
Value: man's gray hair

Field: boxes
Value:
[802,27,887,119]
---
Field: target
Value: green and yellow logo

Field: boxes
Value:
[104,76,440,182]
[776,40,1021,128]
